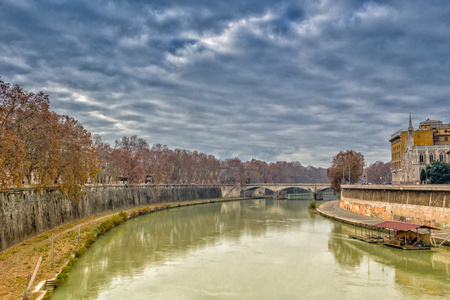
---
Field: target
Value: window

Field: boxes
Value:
[419,153,424,163]
[430,153,434,162]
[440,152,444,162]
[446,137,448,141]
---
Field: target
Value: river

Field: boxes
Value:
[52,199,450,299]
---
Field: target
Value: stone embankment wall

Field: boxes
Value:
[0,184,222,252]
[341,185,450,230]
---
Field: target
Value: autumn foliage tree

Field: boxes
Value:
[0,79,99,194]
[1,79,330,190]
[366,161,391,184]
[0,80,50,187]
[112,136,149,184]
[92,137,329,186]
[93,135,116,184]
[327,150,365,195]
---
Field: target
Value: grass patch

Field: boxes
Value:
[309,199,317,209]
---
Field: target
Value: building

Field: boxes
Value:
[390,116,450,183]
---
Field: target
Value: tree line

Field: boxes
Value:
[94,135,329,185]
[1,80,329,191]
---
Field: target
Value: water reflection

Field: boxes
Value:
[53,199,308,299]
[328,222,450,299]
[52,199,450,300]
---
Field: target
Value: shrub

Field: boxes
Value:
[130,210,139,218]
[74,246,86,258]
[56,271,69,286]
[111,214,124,226]
[118,211,129,221]
[138,206,149,215]
[56,257,77,286]
[309,199,317,209]
[84,231,97,247]
[96,219,115,235]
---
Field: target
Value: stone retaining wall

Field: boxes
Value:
[341,185,450,230]
[0,185,222,252]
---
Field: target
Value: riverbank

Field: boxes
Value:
[0,197,250,300]
[318,200,450,247]
[0,184,223,252]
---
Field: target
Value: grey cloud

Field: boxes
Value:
[2,0,450,167]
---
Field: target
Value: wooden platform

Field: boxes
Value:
[349,234,384,244]
[383,241,431,250]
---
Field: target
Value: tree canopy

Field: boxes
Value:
[94,139,330,185]
[1,79,330,192]
[420,168,427,184]
[0,79,100,194]
[327,150,365,195]
[366,161,391,184]
[425,161,450,184]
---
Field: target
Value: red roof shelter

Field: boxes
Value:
[374,221,438,231]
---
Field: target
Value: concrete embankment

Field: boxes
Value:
[0,184,222,252]
[341,184,450,230]
[318,200,450,246]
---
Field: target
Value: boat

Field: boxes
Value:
[373,221,437,250]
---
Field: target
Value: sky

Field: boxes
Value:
[1,0,450,168]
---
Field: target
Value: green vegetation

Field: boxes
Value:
[425,161,450,184]
[118,211,129,221]
[97,219,115,235]
[130,210,139,218]
[420,168,427,183]
[309,199,317,209]
[138,206,150,215]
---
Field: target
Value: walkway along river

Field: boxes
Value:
[52,199,450,299]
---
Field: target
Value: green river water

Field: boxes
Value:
[52,199,450,299]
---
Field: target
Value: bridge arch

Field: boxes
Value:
[240,184,331,199]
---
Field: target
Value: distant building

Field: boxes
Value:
[390,116,450,183]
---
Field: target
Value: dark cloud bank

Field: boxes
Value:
[1,0,450,167]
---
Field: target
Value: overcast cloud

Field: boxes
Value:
[1,0,450,167]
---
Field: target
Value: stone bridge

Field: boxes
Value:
[221,183,332,200]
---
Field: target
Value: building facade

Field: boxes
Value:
[390,117,450,183]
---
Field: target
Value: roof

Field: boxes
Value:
[374,221,428,231]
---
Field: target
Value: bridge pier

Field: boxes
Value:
[310,191,323,201]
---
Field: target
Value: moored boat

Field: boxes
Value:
[374,221,437,250]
